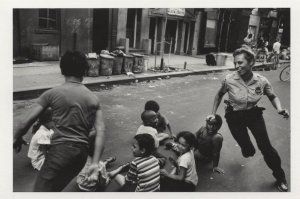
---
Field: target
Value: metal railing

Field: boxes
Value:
[154,39,173,69]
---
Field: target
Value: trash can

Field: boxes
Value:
[122,54,134,73]
[100,54,114,76]
[131,53,145,73]
[86,57,100,77]
[112,56,123,75]
[215,53,227,66]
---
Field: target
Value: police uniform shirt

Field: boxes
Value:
[219,72,275,111]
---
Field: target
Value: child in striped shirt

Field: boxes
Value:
[109,134,160,192]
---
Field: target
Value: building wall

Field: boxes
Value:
[60,9,93,55]
[17,9,60,57]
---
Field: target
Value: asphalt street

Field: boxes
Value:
[13,69,290,192]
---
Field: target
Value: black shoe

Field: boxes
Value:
[276,181,288,192]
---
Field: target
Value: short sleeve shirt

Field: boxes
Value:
[36,82,100,145]
[125,156,160,192]
[136,125,159,148]
[219,72,275,111]
[176,150,198,186]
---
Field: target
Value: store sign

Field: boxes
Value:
[167,8,185,16]
[149,8,166,17]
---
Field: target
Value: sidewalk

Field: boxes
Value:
[13,54,236,99]
[15,53,289,100]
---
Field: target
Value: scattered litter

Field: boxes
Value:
[210,177,214,180]
[135,79,139,83]
[157,96,163,98]
[165,76,170,79]
[126,72,136,78]
[140,97,145,100]
[100,84,105,87]
[125,93,132,96]
[212,77,218,80]
[157,78,162,80]
[149,85,156,88]
[241,165,245,167]
[106,76,111,79]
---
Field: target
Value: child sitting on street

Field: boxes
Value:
[27,107,54,171]
[160,131,198,192]
[137,110,169,146]
[109,134,161,192]
[195,114,224,174]
[144,100,174,139]
[136,110,167,166]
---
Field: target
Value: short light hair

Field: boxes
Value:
[233,46,256,65]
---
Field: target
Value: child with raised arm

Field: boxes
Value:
[160,131,198,192]
[195,114,224,174]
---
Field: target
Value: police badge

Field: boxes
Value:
[255,87,262,94]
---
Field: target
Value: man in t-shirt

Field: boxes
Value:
[273,39,281,54]
[13,51,106,192]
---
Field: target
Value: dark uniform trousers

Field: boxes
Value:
[225,106,286,183]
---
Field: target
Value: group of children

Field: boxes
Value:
[27,100,224,192]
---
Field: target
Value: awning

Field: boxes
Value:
[148,8,196,21]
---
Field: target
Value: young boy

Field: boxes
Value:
[144,100,174,138]
[136,110,167,166]
[136,110,169,146]
[27,108,54,171]
[110,134,160,192]
[195,114,224,174]
[160,131,198,192]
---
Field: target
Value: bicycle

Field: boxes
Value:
[279,64,290,81]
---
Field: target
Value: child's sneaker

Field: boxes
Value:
[276,181,288,192]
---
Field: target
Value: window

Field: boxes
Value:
[38,9,59,30]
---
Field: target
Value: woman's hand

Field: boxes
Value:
[206,114,215,122]
[278,109,289,119]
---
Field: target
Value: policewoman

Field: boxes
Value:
[209,46,289,192]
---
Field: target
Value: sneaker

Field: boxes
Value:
[276,181,288,192]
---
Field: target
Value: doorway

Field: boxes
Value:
[93,9,109,53]
[164,20,177,53]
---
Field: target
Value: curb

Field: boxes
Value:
[13,60,289,100]
[13,67,234,100]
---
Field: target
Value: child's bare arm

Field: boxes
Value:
[157,133,170,141]
[161,166,187,181]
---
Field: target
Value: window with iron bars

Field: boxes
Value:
[38,9,59,30]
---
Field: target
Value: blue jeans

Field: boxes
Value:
[34,142,88,192]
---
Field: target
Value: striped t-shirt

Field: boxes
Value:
[125,155,160,192]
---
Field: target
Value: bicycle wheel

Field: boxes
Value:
[279,65,290,81]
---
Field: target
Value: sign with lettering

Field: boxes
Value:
[167,8,185,16]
